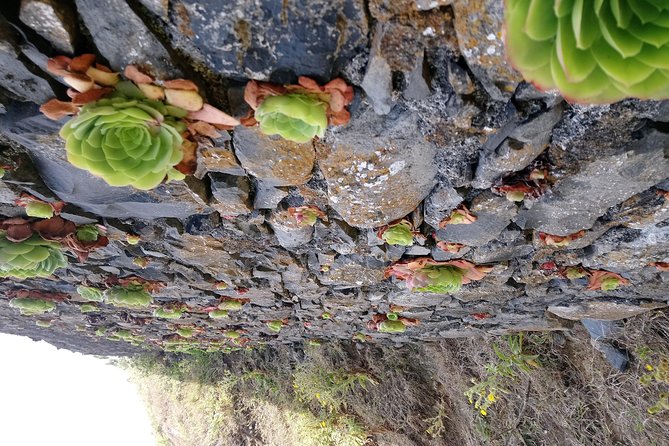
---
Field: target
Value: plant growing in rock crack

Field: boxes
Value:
[242,77,353,143]
[79,303,98,313]
[104,282,154,308]
[41,54,239,190]
[505,0,669,103]
[539,230,586,247]
[367,313,419,334]
[439,205,477,227]
[266,320,285,333]
[208,309,230,319]
[9,297,57,315]
[15,195,65,219]
[76,285,104,302]
[288,205,327,227]
[153,305,186,319]
[377,219,420,247]
[492,165,550,202]
[0,232,67,279]
[385,258,492,294]
[465,333,540,416]
[586,269,629,291]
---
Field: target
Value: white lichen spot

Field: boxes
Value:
[486,33,497,41]
[422,27,435,37]
[486,45,496,56]
[389,161,405,176]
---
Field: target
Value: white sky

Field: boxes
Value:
[0,333,156,446]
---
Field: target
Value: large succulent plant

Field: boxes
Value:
[505,0,669,103]
[9,298,57,315]
[0,234,67,279]
[385,258,492,294]
[105,284,153,308]
[60,95,186,190]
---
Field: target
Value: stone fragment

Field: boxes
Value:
[581,319,620,341]
[548,301,666,321]
[0,105,211,219]
[318,107,437,228]
[19,0,78,54]
[194,143,246,179]
[361,23,395,115]
[233,125,314,186]
[446,60,474,95]
[138,0,169,18]
[75,0,176,76]
[268,210,314,249]
[451,0,522,101]
[415,0,452,10]
[208,173,252,217]
[473,103,565,189]
[165,0,368,81]
[0,17,54,103]
[423,183,462,230]
[254,182,288,210]
[594,342,629,372]
[403,51,430,100]
[318,255,386,287]
[516,130,669,235]
[436,191,517,246]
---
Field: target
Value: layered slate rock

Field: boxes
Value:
[163,0,368,81]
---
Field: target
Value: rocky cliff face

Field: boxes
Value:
[0,0,667,356]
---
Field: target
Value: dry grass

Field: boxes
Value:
[127,311,669,446]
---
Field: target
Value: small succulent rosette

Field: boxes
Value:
[385,258,492,294]
[367,313,419,334]
[242,76,354,143]
[41,55,239,190]
[377,219,421,247]
[505,0,669,103]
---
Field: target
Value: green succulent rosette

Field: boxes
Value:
[9,298,57,315]
[381,222,414,246]
[506,0,669,103]
[413,265,464,294]
[378,320,406,333]
[105,284,153,308]
[0,234,67,279]
[60,95,187,190]
[153,307,184,319]
[255,94,328,143]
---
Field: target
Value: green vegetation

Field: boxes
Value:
[24,201,54,218]
[0,234,67,279]
[153,307,184,319]
[380,221,414,246]
[255,94,328,143]
[60,95,186,190]
[464,333,539,416]
[9,297,57,315]
[505,0,669,103]
[124,311,669,446]
[76,285,104,302]
[105,284,153,308]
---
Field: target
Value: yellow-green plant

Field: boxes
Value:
[79,303,98,313]
[380,221,414,246]
[9,297,57,315]
[0,234,67,279]
[293,366,378,413]
[505,0,669,103]
[208,309,229,319]
[153,307,184,319]
[378,319,406,333]
[60,95,186,190]
[254,94,328,143]
[76,285,104,302]
[266,320,283,333]
[105,284,153,308]
[465,333,539,416]
[25,201,54,218]
[640,357,669,414]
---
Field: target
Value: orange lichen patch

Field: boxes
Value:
[439,205,477,227]
[586,270,630,291]
[539,230,586,247]
[242,76,354,127]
